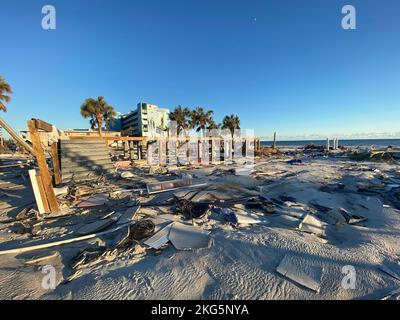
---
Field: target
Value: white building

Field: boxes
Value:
[121,102,170,137]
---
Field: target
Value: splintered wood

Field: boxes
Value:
[27,119,59,213]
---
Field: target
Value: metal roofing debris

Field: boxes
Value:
[276,255,323,293]
[298,214,328,237]
[76,194,109,208]
[146,179,207,195]
[76,218,116,235]
[168,222,210,251]
[147,179,192,194]
[117,205,141,225]
[143,222,174,250]
[234,212,262,224]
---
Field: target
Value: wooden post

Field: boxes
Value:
[50,142,61,186]
[272,132,277,149]
[27,120,59,213]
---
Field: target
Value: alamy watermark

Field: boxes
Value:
[341,265,357,289]
[41,265,56,290]
[41,5,56,30]
[146,121,255,171]
[41,5,356,31]
[342,5,356,30]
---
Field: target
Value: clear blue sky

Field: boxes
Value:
[1,0,399,140]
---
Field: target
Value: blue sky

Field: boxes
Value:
[1,0,399,140]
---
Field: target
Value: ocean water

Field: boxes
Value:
[261,139,400,148]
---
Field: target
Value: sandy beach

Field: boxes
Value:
[1,147,399,300]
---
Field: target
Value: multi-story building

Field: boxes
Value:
[120,102,169,137]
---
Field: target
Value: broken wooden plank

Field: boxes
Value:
[0,116,35,155]
[50,142,61,185]
[33,118,53,132]
[28,169,46,215]
[28,120,59,212]
[0,222,132,256]
[36,174,50,213]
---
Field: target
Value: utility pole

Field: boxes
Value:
[272,132,277,149]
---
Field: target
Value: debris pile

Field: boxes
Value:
[1,140,400,300]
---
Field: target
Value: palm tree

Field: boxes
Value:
[207,120,220,130]
[103,108,117,133]
[0,77,12,113]
[0,77,35,154]
[169,105,192,135]
[221,114,240,137]
[190,107,215,163]
[80,96,116,136]
[190,107,215,133]
[222,114,241,155]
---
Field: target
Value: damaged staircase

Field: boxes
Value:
[59,139,114,183]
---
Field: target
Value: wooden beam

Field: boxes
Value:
[33,118,53,132]
[28,169,47,214]
[50,142,61,186]
[0,116,35,155]
[36,174,51,213]
[0,222,132,256]
[27,120,59,213]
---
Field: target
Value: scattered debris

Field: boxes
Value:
[15,206,34,220]
[1,137,400,300]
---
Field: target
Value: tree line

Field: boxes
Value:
[80,97,241,138]
[0,77,241,139]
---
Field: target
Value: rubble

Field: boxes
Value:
[1,140,400,300]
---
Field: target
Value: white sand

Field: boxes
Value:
[1,155,400,300]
